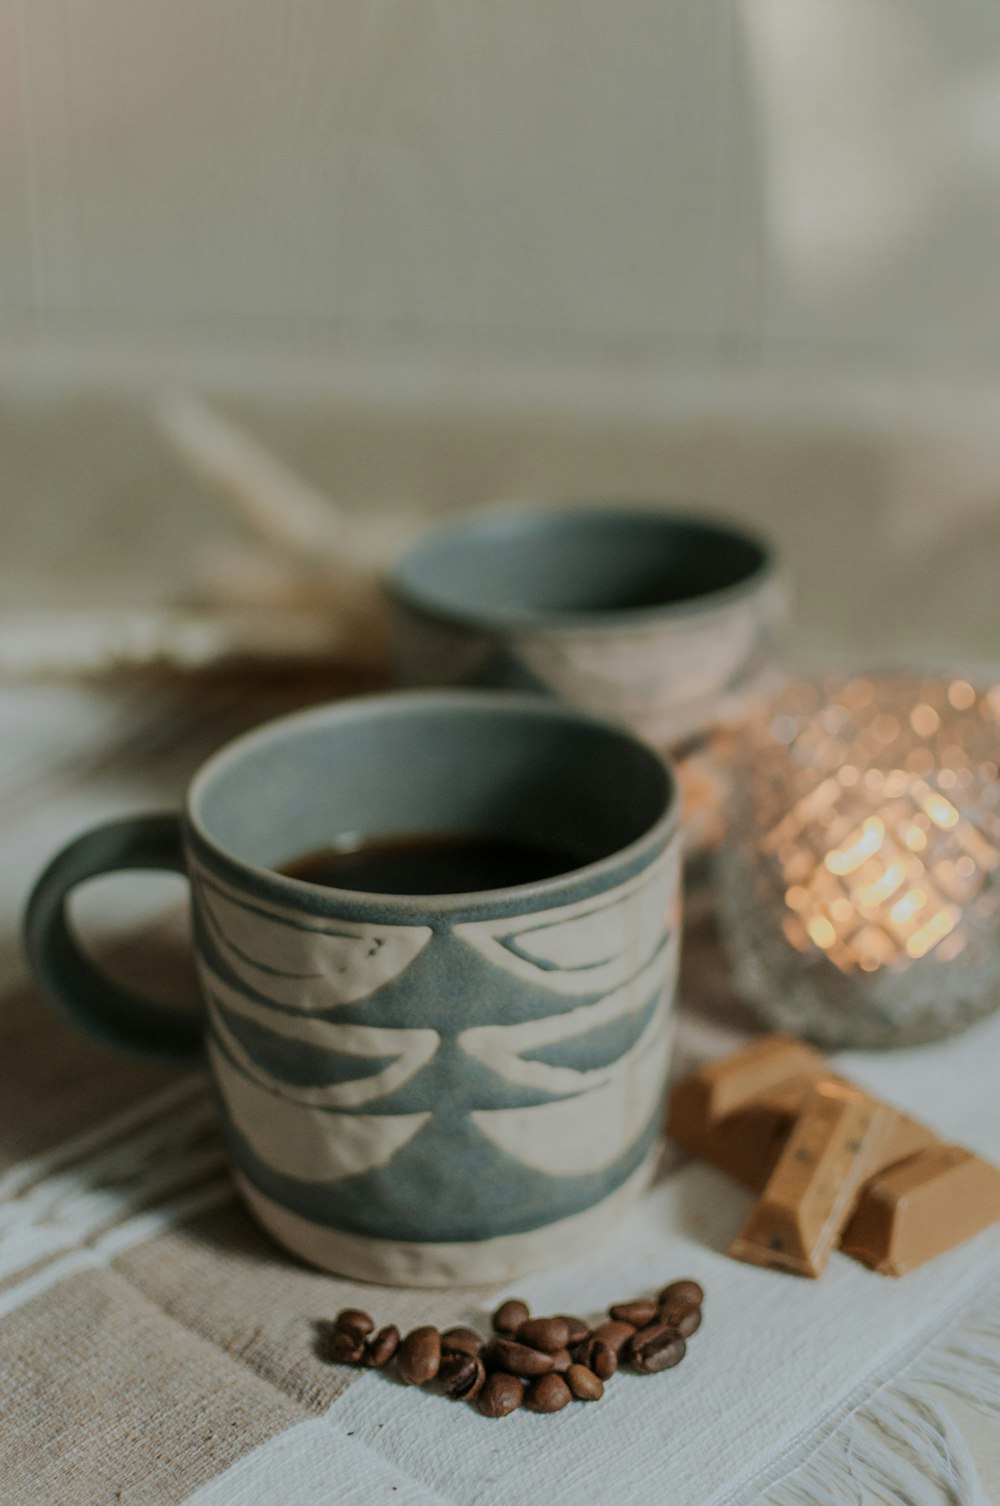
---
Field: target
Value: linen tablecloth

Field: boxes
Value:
[1,683,999,1506]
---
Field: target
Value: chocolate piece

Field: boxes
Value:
[730,1082,895,1278]
[689,1072,835,1190]
[842,1145,1000,1276]
[668,1035,827,1141]
[668,1037,829,1187]
[669,1038,936,1194]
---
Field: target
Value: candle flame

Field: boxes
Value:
[854,861,907,909]
[824,816,884,876]
[763,676,1000,978]
[889,888,927,927]
[924,793,959,830]
[806,915,838,950]
[906,906,960,959]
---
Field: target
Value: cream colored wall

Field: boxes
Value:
[4,0,1000,671]
[3,0,1000,376]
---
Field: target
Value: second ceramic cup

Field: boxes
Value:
[387,502,783,753]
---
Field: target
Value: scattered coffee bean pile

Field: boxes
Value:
[322,1278,704,1418]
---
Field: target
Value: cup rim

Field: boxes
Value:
[387,500,777,635]
[185,689,679,910]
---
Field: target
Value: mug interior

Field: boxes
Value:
[389,503,771,630]
[188,692,674,894]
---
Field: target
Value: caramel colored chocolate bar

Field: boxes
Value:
[730,1082,895,1278]
[671,1034,827,1129]
[669,1037,936,1195]
[667,1035,828,1181]
[680,1072,833,1192]
[842,1145,1000,1276]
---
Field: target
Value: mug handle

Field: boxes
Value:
[23,812,203,1064]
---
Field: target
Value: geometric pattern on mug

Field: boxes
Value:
[510,590,776,746]
[457,928,678,1097]
[193,865,432,1008]
[191,841,678,1206]
[207,1037,431,1183]
[202,971,439,1109]
[453,849,680,1175]
[471,1004,674,1176]
[453,844,679,996]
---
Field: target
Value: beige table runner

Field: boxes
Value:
[1,685,999,1505]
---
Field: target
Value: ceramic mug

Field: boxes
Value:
[388,503,782,861]
[24,691,681,1286]
[388,503,782,752]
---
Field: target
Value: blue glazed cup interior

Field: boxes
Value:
[187,690,676,902]
[388,502,773,632]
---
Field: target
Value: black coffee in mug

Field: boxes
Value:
[278,831,582,896]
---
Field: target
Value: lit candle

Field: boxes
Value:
[717,675,1000,1047]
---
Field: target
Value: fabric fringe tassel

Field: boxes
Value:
[765,1287,1000,1506]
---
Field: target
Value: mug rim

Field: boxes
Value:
[387,500,777,635]
[185,689,679,911]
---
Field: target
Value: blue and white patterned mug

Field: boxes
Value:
[24,692,681,1286]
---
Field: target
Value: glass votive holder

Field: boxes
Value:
[716,672,1000,1048]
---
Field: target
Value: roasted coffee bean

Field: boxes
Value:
[337,1324,371,1349]
[549,1348,572,1374]
[565,1363,604,1401]
[397,1326,441,1386]
[590,1343,614,1379]
[477,1372,525,1417]
[556,1315,590,1344]
[362,1325,400,1369]
[438,1352,486,1400]
[609,1298,658,1328]
[489,1338,555,1377]
[590,1341,617,1381]
[440,1326,483,1357]
[591,1320,636,1356]
[658,1299,702,1339]
[335,1308,375,1337]
[658,1279,704,1309]
[629,1324,686,1375]
[528,1373,572,1413]
[327,1328,365,1364]
[516,1317,570,1354]
[492,1299,530,1334]
[572,1336,617,1379]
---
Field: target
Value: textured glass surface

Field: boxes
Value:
[716,674,1000,1047]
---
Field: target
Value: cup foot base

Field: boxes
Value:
[234,1153,658,1287]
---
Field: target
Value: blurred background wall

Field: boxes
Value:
[2,0,1000,664]
[4,0,1000,374]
